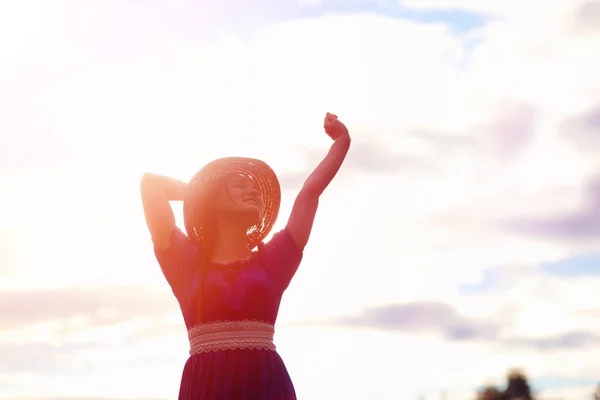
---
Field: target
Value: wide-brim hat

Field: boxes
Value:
[183,157,281,250]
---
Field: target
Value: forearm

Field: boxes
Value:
[140,173,187,201]
[301,135,351,197]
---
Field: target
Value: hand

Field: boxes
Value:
[324,112,349,141]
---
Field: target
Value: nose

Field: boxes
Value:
[247,187,262,204]
[249,185,259,196]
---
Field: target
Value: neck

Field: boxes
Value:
[210,216,252,264]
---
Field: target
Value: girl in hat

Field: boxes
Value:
[141,112,350,399]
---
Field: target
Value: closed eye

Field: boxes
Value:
[231,179,245,188]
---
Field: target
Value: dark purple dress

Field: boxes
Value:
[154,226,303,400]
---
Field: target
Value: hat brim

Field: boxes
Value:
[183,157,281,251]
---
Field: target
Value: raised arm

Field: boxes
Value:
[287,113,351,250]
[140,173,188,252]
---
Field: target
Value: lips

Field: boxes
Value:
[245,198,259,206]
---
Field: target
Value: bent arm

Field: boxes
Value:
[287,134,351,249]
[140,173,188,252]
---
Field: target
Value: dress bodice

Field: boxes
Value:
[154,227,303,329]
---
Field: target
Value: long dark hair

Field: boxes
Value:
[199,211,218,265]
[184,173,227,266]
[197,177,226,266]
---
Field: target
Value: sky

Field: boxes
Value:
[1,0,599,399]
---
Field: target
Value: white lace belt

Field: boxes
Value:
[188,320,276,355]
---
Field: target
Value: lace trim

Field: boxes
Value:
[188,320,276,355]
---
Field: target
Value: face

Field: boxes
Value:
[212,174,264,226]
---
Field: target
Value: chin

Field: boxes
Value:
[238,205,262,226]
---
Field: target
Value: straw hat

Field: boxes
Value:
[183,157,281,250]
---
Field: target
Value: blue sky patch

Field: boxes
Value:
[532,377,598,391]
[295,1,488,32]
[457,268,501,294]
[457,253,600,295]
[541,253,600,278]
[213,0,489,37]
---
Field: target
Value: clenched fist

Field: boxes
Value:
[324,112,349,141]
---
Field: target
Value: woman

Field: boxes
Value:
[141,112,351,399]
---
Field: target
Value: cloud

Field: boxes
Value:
[573,1,600,31]
[2,398,166,400]
[560,102,600,159]
[473,101,538,158]
[0,287,185,384]
[0,103,75,171]
[0,231,22,276]
[0,287,175,330]
[344,140,436,175]
[278,100,538,191]
[278,138,436,189]
[405,129,478,151]
[503,177,600,242]
[507,331,600,351]
[337,301,501,341]
[333,300,600,351]
[0,342,105,375]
